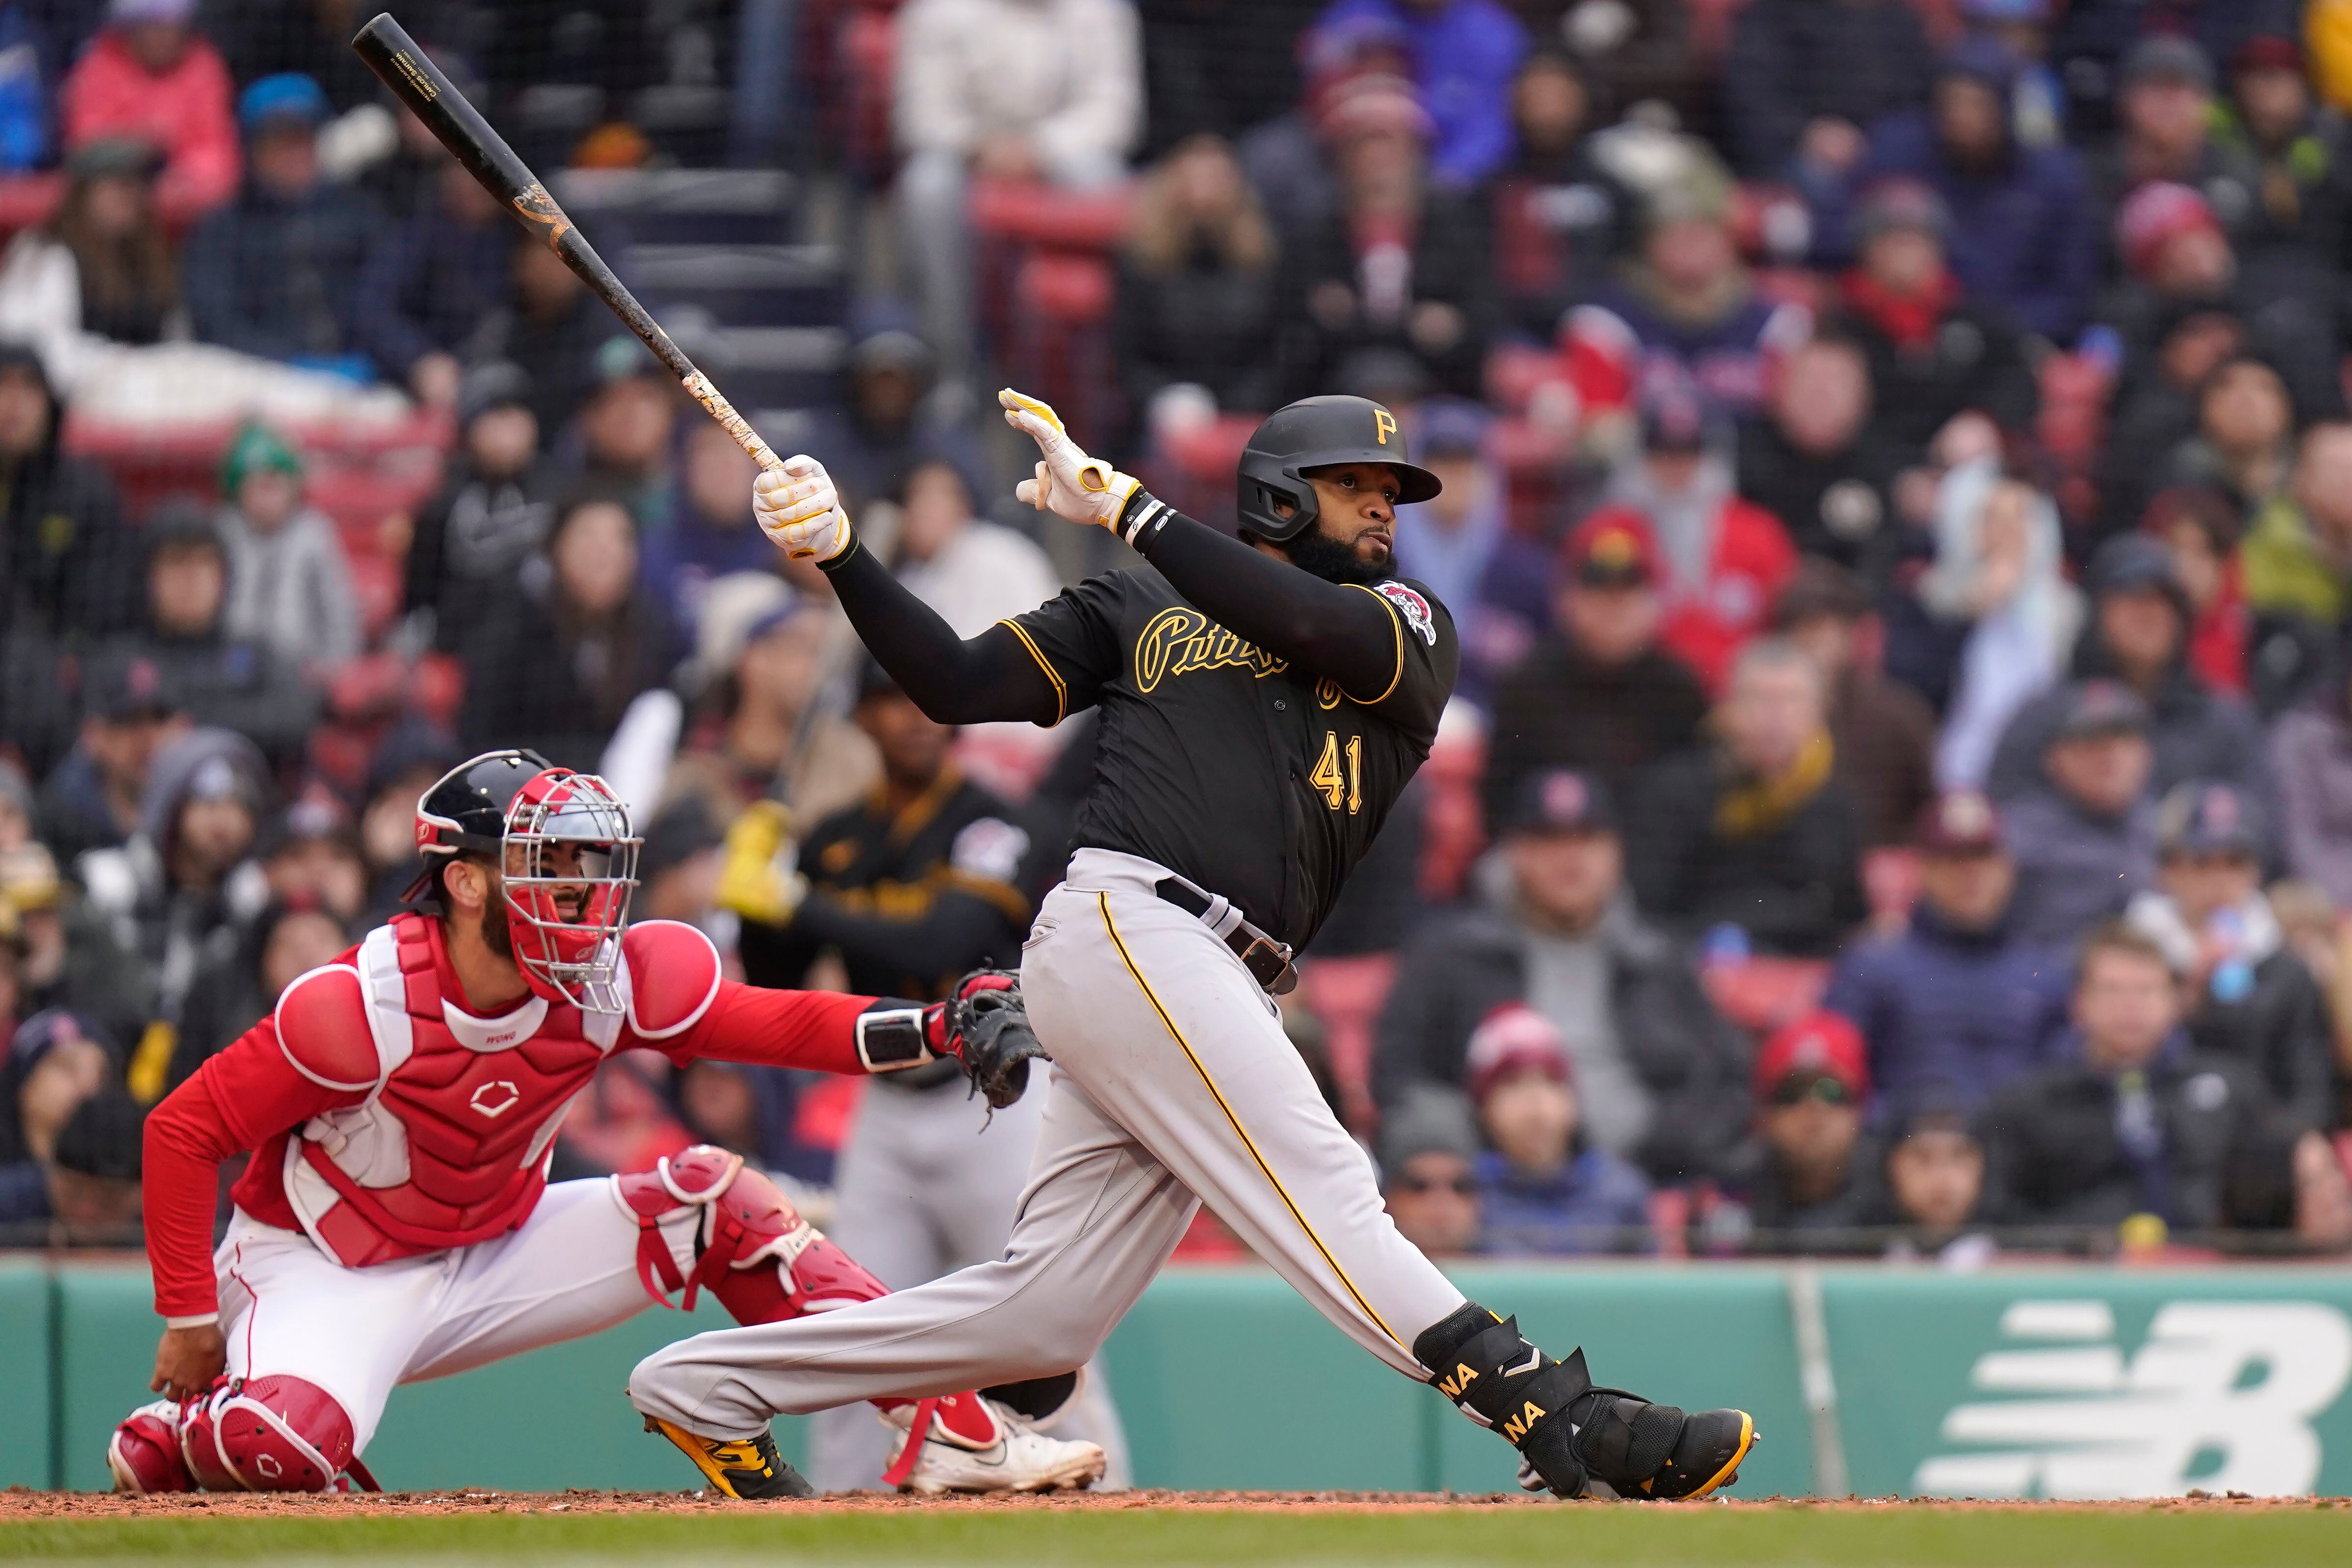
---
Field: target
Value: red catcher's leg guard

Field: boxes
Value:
[180,1376,357,1492]
[107,1402,194,1494]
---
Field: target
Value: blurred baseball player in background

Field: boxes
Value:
[106,749,1103,1498]
[626,391,1757,1502]
[722,663,1128,1490]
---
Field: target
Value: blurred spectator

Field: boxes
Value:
[0,2,44,172]
[1723,0,1933,179]
[892,461,1062,635]
[2126,782,2337,1132]
[1732,1011,1875,1242]
[1631,638,1868,958]
[78,727,270,1063]
[1953,0,2065,148]
[893,0,1141,380]
[1315,0,1529,187]
[466,230,611,438]
[2274,658,2352,912]
[1467,1005,1652,1257]
[0,1010,130,1227]
[1114,134,1284,436]
[643,422,787,634]
[1281,78,1490,399]
[2141,487,2251,701]
[1580,395,1797,694]
[2095,299,2254,546]
[2214,35,2352,312]
[801,317,995,520]
[1829,179,2039,459]
[575,339,679,529]
[36,646,186,866]
[1825,789,2070,1114]
[1987,534,2270,816]
[1376,1086,1483,1257]
[217,0,385,118]
[1377,767,1749,1182]
[665,581,878,830]
[633,799,726,926]
[1565,142,1810,425]
[1391,400,1543,697]
[1736,332,1906,580]
[213,421,360,674]
[0,139,181,380]
[3,842,149,1054]
[354,723,458,925]
[1873,1095,1993,1264]
[1480,514,1707,824]
[166,898,345,1094]
[2164,355,2297,523]
[2002,679,2159,947]
[1775,560,1936,848]
[351,155,510,407]
[1818,40,2093,343]
[459,487,681,771]
[1534,0,1703,128]
[404,363,559,653]
[139,502,319,767]
[1909,463,2079,789]
[0,342,137,642]
[183,74,382,370]
[2086,38,2256,274]
[1485,52,1623,342]
[1139,0,1321,156]
[57,0,237,229]
[2243,421,2352,676]
[1982,921,2275,1234]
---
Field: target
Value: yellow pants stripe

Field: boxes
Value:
[1096,893,1405,1350]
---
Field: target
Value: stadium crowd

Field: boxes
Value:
[7,0,2352,1264]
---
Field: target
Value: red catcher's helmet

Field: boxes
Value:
[413,749,641,1012]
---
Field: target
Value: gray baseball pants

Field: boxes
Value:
[805,1072,1130,1490]
[629,849,1469,1439]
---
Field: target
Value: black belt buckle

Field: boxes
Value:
[1237,934,1299,996]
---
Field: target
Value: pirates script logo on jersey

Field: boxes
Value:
[1373,582,1438,646]
[1133,607,1288,693]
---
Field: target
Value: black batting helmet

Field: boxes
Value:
[414,749,559,862]
[1235,395,1442,543]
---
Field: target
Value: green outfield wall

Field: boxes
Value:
[15,1257,2352,1498]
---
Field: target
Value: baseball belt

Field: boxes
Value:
[1153,876,1299,995]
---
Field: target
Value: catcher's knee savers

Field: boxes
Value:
[617,1145,887,1320]
[1414,1303,1751,1500]
[127,1375,359,1492]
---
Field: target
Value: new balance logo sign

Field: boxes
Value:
[1502,1402,1547,1444]
[470,1080,520,1118]
[1437,1364,1479,1399]
[1915,1300,2352,1499]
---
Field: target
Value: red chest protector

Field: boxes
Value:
[275,913,718,1268]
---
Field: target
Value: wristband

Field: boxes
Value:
[1118,490,1171,551]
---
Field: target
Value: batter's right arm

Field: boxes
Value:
[752,458,1060,727]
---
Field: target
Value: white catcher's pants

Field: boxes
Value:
[806,1075,1131,1490]
[629,849,1470,1438]
[214,1178,702,1454]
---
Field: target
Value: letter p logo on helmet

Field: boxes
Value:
[1374,409,1397,446]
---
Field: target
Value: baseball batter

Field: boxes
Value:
[627,392,1758,1500]
[105,751,1103,1498]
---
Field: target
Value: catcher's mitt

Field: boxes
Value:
[935,969,1048,1110]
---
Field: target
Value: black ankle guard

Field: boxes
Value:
[1414,1302,1689,1498]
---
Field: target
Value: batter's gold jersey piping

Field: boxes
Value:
[997,618,1068,725]
[1340,584,1406,706]
[1096,893,1406,1350]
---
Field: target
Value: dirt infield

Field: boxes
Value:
[0,1486,2336,1518]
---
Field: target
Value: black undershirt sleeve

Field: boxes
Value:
[817,539,1060,726]
[1124,501,1401,699]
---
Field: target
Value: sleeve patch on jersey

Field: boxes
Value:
[622,920,724,1040]
[949,817,1031,885]
[275,965,384,1093]
[1374,582,1439,646]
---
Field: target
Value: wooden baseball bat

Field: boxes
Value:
[349,12,783,474]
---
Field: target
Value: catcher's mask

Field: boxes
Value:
[411,749,642,1012]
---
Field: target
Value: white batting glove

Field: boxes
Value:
[999,389,1139,531]
[754,455,854,563]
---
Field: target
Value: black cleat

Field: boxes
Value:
[645,1416,814,1498]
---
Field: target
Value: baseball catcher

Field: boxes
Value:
[105,750,1104,1497]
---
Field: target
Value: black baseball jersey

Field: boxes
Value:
[737,769,1042,1004]
[1004,567,1458,951]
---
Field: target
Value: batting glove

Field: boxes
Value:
[754,455,854,563]
[1000,389,1139,531]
